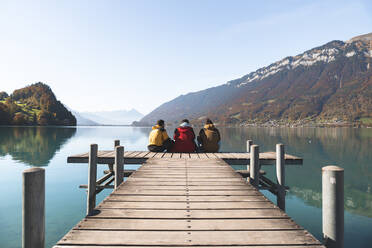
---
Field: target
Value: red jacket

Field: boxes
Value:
[171,126,196,152]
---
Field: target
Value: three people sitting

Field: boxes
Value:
[147,118,220,153]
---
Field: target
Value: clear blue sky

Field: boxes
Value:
[1,0,371,114]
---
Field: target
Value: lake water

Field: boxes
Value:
[0,126,371,248]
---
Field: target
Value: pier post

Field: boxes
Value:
[22,167,45,248]
[249,145,260,187]
[109,140,120,171]
[322,166,344,248]
[87,144,98,215]
[246,140,253,153]
[114,146,124,189]
[276,144,285,211]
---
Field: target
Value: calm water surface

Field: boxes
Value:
[0,126,371,248]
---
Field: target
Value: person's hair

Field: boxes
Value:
[157,119,165,126]
[206,118,213,124]
[181,119,189,123]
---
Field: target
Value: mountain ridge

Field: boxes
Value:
[140,33,372,126]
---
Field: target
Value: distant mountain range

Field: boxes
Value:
[140,32,372,126]
[73,109,143,126]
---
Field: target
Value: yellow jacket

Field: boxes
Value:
[198,124,221,152]
[149,125,169,146]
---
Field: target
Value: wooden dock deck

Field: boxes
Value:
[54,154,323,247]
[67,150,303,165]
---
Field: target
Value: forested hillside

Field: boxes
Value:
[140,33,372,126]
[0,82,76,126]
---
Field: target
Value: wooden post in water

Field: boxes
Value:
[276,144,285,211]
[87,144,98,215]
[246,140,253,153]
[109,140,120,171]
[249,145,260,187]
[245,140,253,181]
[322,166,344,248]
[22,167,45,248]
[114,146,124,189]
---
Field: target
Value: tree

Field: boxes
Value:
[13,112,27,125]
[37,110,53,125]
[0,103,11,125]
[32,112,37,125]
[0,91,8,100]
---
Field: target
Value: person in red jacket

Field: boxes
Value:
[171,119,197,153]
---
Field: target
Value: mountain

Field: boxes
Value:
[140,33,372,126]
[70,110,99,126]
[80,109,143,125]
[0,82,76,126]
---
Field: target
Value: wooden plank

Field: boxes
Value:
[162,152,173,158]
[132,151,150,158]
[109,191,261,196]
[124,151,137,157]
[127,151,142,158]
[134,170,235,174]
[74,218,301,231]
[57,230,320,246]
[230,152,250,159]
[198,153,208,159]
[189,153,199,159]
[205,153,219,158]
[126,178,245,182]
[213,153,226,159]
[90,208,288,219]
[118,185,252,190]
[101,151,115,158]
[75,152,88,158]
[131,174,241,178]
[121,181,249,186]
[56,245,323,248]
[144,152,157,158]
[218,153,234,159]
[97,150,110,157]
[107,195,266,202]
[173,153,182,158]
[141,166,230,169]
[97,201,275,209]
[153,152,164,158]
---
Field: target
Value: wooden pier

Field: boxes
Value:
[53,149,325,248]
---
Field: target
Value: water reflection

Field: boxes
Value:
[0,126,371,217]
[218,127,372,218]
[0,126,76,166]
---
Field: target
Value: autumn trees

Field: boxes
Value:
[0,82,76,126]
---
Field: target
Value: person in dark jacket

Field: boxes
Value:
[197,118,221,152]
[171,119,197,153]
[147,119,173,152]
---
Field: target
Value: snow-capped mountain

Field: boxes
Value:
[234,39,372,88]
[140,33,372,125]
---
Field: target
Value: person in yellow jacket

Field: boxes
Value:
[148,119,174,152]
[197,118,221,152]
